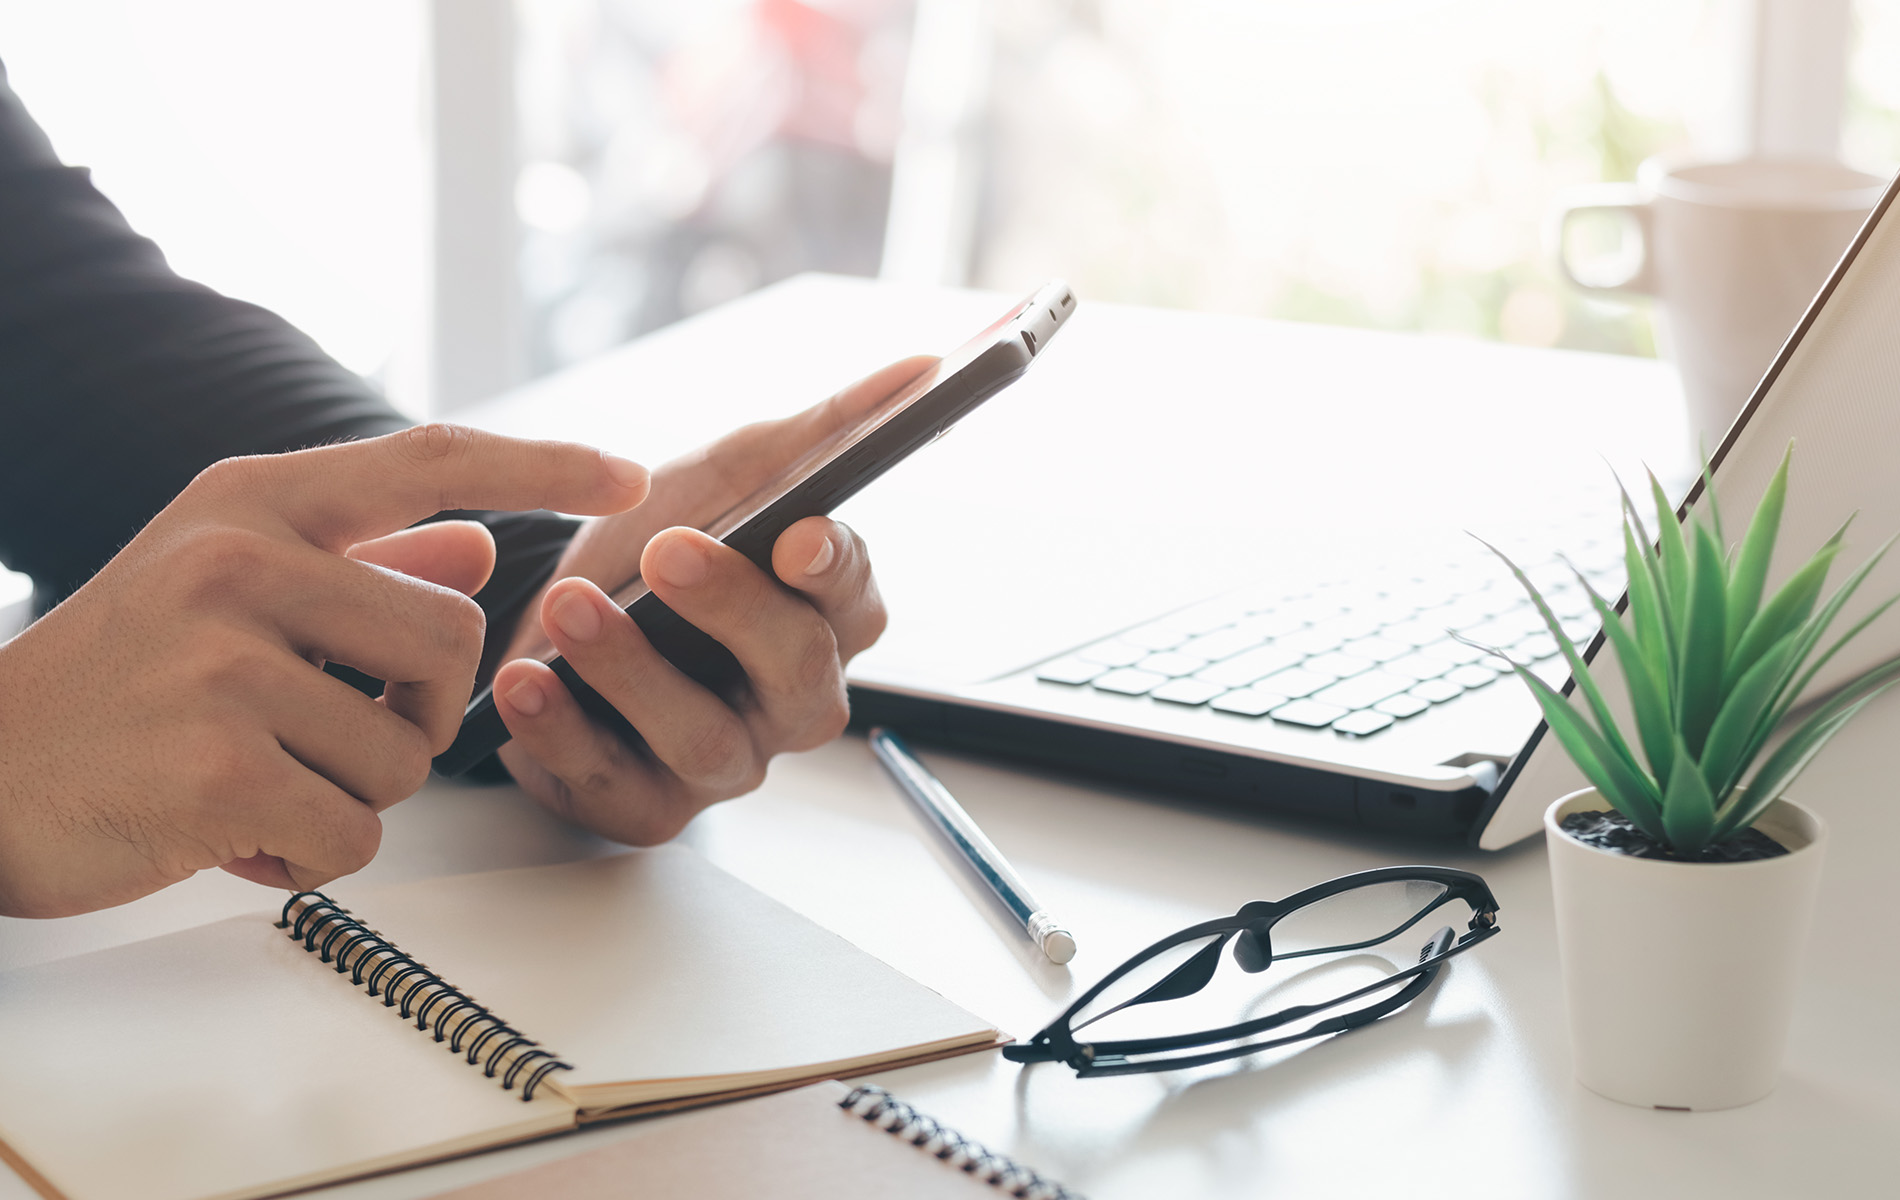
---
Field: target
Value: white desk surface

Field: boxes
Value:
[5,277,1896,1199]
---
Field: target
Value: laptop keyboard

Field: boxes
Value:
[1031,543,1625,738]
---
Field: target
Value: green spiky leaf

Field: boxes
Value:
[1698,452,1727,551]
[1717,656,1900,839]
[1727,521,1847,685]
[1698,628,1803,801]
[1478,539,1645,781]
[1676,521,1729,756]
[1650,470,1690,617]
[1725,445,1790,654]
[1575,569,1674,783]
[1511,656,1666,841]
[1660,733,1717,857]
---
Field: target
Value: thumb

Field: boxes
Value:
[348,521,498,597]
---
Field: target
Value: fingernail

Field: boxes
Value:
[652,535,709,588]
[506,677,546,717]
[803,534,836,577]
[551,591,602,642]
[601,452,648,490]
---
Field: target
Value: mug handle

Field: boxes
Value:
[1556,184,1656,295]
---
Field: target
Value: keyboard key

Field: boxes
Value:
[1465,613,1541,647]
[1421,637,1485,665]
[1035,657,1105,685]
[1211,688,1289,716]
[1551,593,1595,620]
[1424,601,1494,631]
[1270,699,1351,728]
[1303,652,1376,680]
[1151,677,1226,706]
[1385,652,1452,681]
[1480,654,1516,673]
[1533,656,1572,686]
[1445,664,1500,690]
[1308,613,1383,642]
[1233,610,1306,640]
[1375,693,1431,719]
[1332,709,1395,737]
[1340,635,1409,663]
[1472,587,1528,617]
[1092,668,1169,696]
[1511,633,1560,661]
[1077,640,1147,667]
[1409,678,1465,704]
[1195,644,1305,688]
[1278,627,1346,656]
[1274,597,1347,624]
[1311,671,1414,710]
[1166,598,1253,635]
[1560,617,1599,643]
[1383,584,1455,611]
[1121,622,1191,651]
[1178,627,1263,663]
[1257,667,1331,698]
[1383,619,1450,648]
[1345,600,1416,626]
[1138,651,1209,677]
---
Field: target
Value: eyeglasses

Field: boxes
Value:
[1003,866,1500,1077]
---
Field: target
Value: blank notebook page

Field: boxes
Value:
[340,847,1000,1111]
[0,914,574,1200]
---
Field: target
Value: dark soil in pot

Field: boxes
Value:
[1559,810,1789,862]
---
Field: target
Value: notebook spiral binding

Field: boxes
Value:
[838,1086,1083,1200]
[278,892,574,1102]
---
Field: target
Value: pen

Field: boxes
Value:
[868,727,1077,965]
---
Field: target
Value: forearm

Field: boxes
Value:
[0,57,575,659]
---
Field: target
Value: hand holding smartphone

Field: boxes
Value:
[434,280,1077,776]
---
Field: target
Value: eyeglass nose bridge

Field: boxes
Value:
[1002,1018,1088,1066]
[1233,901,1275,973]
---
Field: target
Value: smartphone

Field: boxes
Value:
[434,280,1077,776]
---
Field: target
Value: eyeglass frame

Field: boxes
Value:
[1002,865,1501,1077]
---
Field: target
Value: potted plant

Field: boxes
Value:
[1483,446,1900,1111]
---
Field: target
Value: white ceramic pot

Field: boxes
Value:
[1544,788,1827,1111]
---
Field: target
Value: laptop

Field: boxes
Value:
[843,170,1900,850]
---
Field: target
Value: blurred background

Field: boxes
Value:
[0,0,1895,416]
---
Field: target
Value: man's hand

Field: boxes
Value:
[490,356,935,844]
[0,426,649,917]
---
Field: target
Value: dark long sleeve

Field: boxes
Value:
[0,58,576,657]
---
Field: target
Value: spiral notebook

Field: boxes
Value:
[425,1082,1081,1200]
[0,848,1004,1200]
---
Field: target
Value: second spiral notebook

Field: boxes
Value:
[0,848,1004,1200]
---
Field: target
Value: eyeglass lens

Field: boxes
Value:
[1070,879,1472,1050]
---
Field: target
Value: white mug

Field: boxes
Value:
[1558,157,1886,452]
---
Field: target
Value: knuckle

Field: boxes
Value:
[670,718,752,791]
[859,582,890,647]
[177,525,283,601]
[393,422,478,466]
[190,730,266,801]
[618,793,699,847]
[786,620,842,698]
[336,813,383,874]
[369,723,434,806]
[189,453,269,499]
[434,591,487,665]
[190,632,275,700]
[810,693,851,746]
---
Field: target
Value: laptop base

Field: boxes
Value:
[848,687,1491,843]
